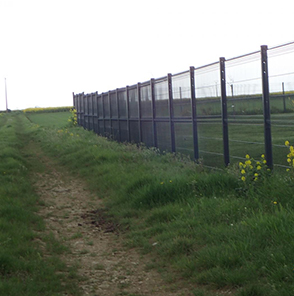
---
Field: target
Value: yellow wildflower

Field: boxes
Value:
[285,140,290,146]
[263,160,267,164]
[286,168,290,172]
[241,176,246,182]
[254,173,259,177]
[261,154,265,159]
[287,158,291,163]
[245,160,251,165]
[241,169,246,174]
[273,201,277,205]
[160,182,164,185]
[245,154,250,159]
[257,165,261,170]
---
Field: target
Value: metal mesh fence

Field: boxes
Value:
[225,52,265,164]
[194,62,223,167]
[73,42,294,170]
[268,43,294,169]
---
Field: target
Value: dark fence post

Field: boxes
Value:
[91,92,94,131]
[97,93,100,135]
[137,82,142,143]
[116,88,121,142]
[87,94,90,130]
[82,92,85,128]
[126,86,130,142]
[220,57,230,167]
[190,66,199,160]
[94,92,97,134]
[261,45,273,169]
[150,78,158,147]
[72,92,75,108]
[109,91,112,137]
[282,82,286,113]
[167,74,176,153]
[102,93,106,136]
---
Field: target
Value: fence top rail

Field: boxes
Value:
[194,61,219,71]
[126,84,138,90]
[225,50,260,63]
[171,69,190,77]
[268,40,294,51]
[153,75,168,83]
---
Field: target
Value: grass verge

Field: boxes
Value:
[15,112,294,295]
[0,113,80,296]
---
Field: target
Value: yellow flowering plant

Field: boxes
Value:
[68,108,78,127]
[285,140,294,172]
[238,153,270,188]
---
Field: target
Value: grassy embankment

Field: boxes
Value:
[23,110,294,296]
[0,113,80,296]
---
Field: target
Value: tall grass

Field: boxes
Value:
[0,114,80,296]
[21,112,294,295]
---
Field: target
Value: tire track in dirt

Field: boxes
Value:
[27,142,195,296]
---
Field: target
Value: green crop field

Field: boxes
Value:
[2,111,294,296]
[25,111,71,128]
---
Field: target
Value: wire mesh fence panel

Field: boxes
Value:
[112,120,120,141]
[88,95,93,116]
[140,83,152,118]
[93,95,98,116]
[98,120,104,136]
[195,63,224,167]
[156,122,171,152]
[119,120,128,142]
[84,95,88,116]
[104,120,111,137]
[268,43,294,169]
[141,121,154,147]
[98,95,103,118]
[154,78,169,118]
[172,71,191,118]
[195,63,221,117]
[225,52,265,162]
[130,121,140,143]
[110,91,117,118]
[174,123,194,158]
[89,117,94,131]
[129,86,138,118]
[94,118,98,134]
[103,93,110,118]
[197,120,224,167]
[118,90,127,118]
[84,116,89,130]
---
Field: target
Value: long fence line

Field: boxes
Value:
[73,42,294,169]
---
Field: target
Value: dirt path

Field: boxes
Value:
[27,142,194,296]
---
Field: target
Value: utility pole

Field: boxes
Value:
[5,78,8,112]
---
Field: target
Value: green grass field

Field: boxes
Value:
[6,110,292,296]
[25,111,71,128]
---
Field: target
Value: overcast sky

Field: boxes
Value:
[0,0,293,110]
